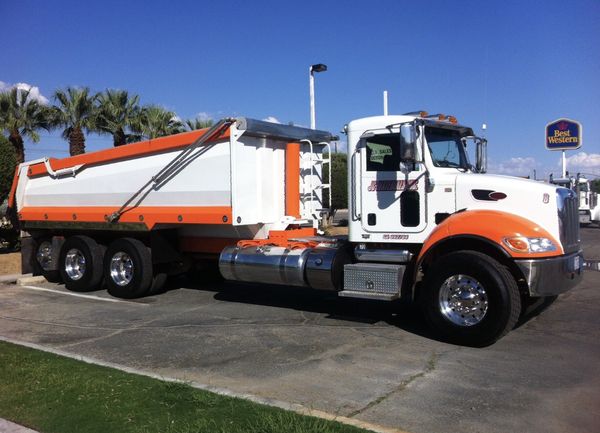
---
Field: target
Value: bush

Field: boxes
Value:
[323,152,348,213]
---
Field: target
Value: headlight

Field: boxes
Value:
[503,237,557,253]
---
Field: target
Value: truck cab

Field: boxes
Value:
[344,112,583,344]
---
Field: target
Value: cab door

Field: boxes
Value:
[359,131,427,233]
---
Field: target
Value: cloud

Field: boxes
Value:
[562,152,600,174]
[488,156,538,176]
[0,81,49,104]
[262,116,280,124]
[196,112,212,121]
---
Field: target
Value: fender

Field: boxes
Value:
[417,209,563,263]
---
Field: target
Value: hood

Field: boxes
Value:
[454,173,561,240]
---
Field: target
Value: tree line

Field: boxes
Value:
[0,87,213,164]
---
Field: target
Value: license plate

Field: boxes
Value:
[573,255,581,271]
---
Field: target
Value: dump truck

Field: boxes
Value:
[8,114,583,346]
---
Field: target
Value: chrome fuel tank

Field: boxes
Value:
[219,243,350,290]
[219,245,311,287]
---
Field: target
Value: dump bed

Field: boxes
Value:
[10,118,333,240]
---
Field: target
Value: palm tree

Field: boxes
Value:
[185,117,213,131]
[133,105,184,140]
[0,87,52,164]
[95,89,140,146]
[51,87,96,156]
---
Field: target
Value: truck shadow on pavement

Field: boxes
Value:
[167,273,559,344]
[170,274,447,343]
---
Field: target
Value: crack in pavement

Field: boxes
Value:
[347,351,440,418]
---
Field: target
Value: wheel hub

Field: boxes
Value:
[439,274,488,326]
[64,248,86,281]
[36,241,54,271]
[110,252,134,286]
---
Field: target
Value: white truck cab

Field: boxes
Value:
[343,112,582,344]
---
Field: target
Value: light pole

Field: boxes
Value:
[309,63,327,129]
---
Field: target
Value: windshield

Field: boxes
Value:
[579,183,588,192]
[425,127,469,169]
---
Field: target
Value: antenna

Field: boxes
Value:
[383,90,388,116]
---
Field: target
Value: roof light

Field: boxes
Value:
[403,110,428,117]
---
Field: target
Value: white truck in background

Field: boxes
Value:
[9,113,583,346]
[549,173,599,225]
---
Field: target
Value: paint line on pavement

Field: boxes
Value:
[0,336,410,433]
[19,285,148,306]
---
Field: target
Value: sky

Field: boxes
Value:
[1,0,599,179]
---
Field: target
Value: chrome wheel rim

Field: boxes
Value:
[64,248,86,280]
[110,252,133,286]
[439,274,488,326]
[36,241,53,271]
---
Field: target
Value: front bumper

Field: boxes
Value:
[515,250,584,297]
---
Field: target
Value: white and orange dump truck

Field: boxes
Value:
[8,114,583,345]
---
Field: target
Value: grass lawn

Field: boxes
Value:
[0,341,370,433]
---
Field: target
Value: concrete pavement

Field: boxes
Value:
[0,226,598,433]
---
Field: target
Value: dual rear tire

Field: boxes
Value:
[36,235,165,298]
[104,238,165,299]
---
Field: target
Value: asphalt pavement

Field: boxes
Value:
[0,227,599,433]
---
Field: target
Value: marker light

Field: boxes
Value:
[419,111,428,117]
[503,237,557,254]
[438,114,447,121]
[448,115,458,124]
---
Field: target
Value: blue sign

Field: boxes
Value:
[546,118,582,151]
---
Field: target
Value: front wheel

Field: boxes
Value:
[422,250,521,347]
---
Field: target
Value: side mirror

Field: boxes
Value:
[476,139,487,173]
[399,124,417,162]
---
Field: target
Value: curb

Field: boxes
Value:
[15,275,47,285]
[0,336,409,433]
[0,418,40,433]
[0,274,32,284]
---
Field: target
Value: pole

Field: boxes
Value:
[309,69,316,130]
[383,90,388,116]
[562,150,566,177]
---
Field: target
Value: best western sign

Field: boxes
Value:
[545,118,582,151]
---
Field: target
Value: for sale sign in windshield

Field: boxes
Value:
[545,118,582,150]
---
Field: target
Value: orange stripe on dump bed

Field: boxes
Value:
[18,206,232,230]
[27,127,231,178]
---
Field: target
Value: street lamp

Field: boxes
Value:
[309,63,327,129]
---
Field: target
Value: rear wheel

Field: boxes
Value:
[33,238,61,283]
[105,238,155,299]
[422,250,521,347]
[59,236,105,292]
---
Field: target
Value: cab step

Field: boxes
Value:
[339,263,405,301]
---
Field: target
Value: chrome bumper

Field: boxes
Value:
[515,250,584,297]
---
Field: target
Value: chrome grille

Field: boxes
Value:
[557,188,580,253]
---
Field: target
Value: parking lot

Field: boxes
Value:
[1,227,599,433]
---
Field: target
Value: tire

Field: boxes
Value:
[422,250,521,347]
[32,237,62,283]
[149,271,168,295]
[59,236,105,292]
[104,238,154,299]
